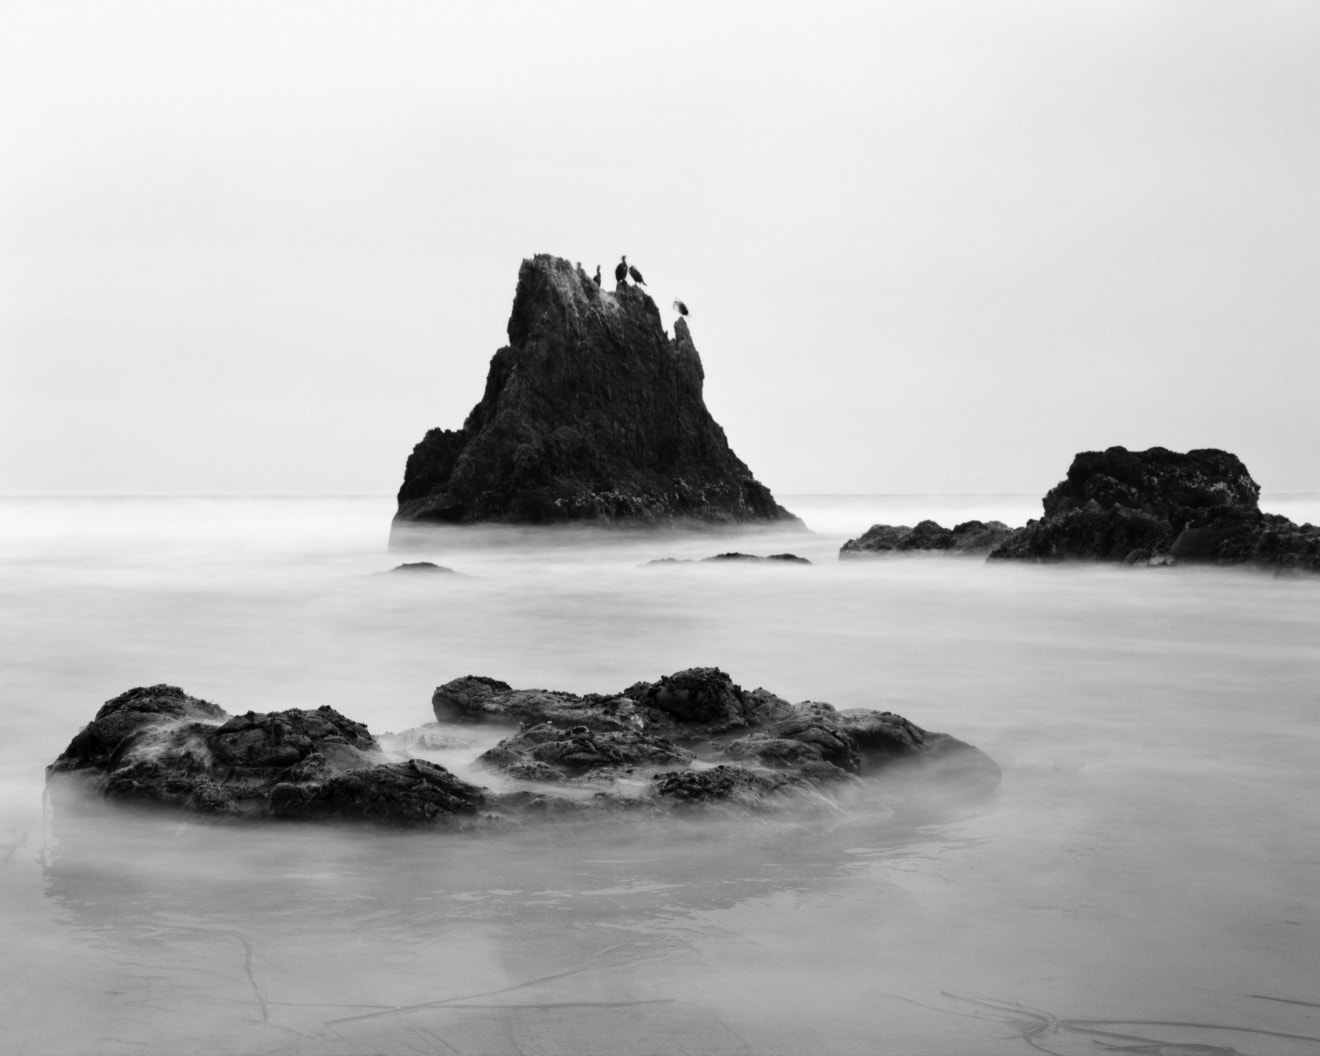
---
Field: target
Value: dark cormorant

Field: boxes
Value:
[615,256,628,283]
[593,265,601,286]
[673,299,689,316]
[628,263,646,286]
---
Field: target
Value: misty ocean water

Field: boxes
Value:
[3,494,1320,1056]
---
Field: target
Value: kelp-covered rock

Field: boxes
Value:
[393,254,799,530]
[49,669,1000,826]
[989,446,1320,569]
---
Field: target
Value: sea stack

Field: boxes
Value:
[393,254,799,531]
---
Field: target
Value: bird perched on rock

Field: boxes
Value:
[673,299,689,317]
[616,256,628,283]
[628,262,646,286]
[593,265,601,287]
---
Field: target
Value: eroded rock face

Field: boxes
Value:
[48,669,1000,826]
[989,446,1320,569]
[46,686,489,826]
[393,254,799,530]
[838,446,1320,571]
[451,667,1000,805]
[1040,447,1260,519]
[479,724,693,781]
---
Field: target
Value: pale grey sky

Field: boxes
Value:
[3,1,1318,497]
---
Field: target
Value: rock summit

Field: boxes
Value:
[393,254,798,530]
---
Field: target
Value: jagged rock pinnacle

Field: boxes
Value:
[393,254,799,529]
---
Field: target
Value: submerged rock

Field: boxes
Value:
[392,254,799,531]
[387,561,458,574]
[988,446,1320,570]
[48,669,1000,827]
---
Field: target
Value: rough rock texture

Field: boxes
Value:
[393,254,798,529]
[479,724,693,781]
[837,446,1320,571]
[47,685,487,827]
[840,520,1015,557]
[1040,446,1260,518]
[653,765,819,810]
[989,446,1320,569]
[49,669,1000,826]
[453,667,1000,803]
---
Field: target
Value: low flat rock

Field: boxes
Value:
[840,520,1015,558]
[386,561,458,574]
[647,552,811,566]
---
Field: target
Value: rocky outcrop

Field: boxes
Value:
[46,685,486,827]
[433,667,999,798]
[837,447,1319,571]
[647,552,812,565]
[1039,446,1260,518]
[48,670,999,827]
[387,561,457,574]
[393,254,798,530]
[840,519,1015,557]
[988,446,1320,569]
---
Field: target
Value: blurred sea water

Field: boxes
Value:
[2,494,1319,1055]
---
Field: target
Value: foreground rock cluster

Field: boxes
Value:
[393,254,798,530]
[47,671,999,827]
[841,446,1320,571]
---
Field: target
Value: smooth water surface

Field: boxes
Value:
[3,495,1319,1055]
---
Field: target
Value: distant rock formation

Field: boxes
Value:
[47,671,999,827]
[393,254,798,531]
[987,446,1320,570]
[840,519,1015,557]
[646,552,811,565]
[837,447,1319,571]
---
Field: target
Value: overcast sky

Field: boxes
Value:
[3,1,1317,498]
